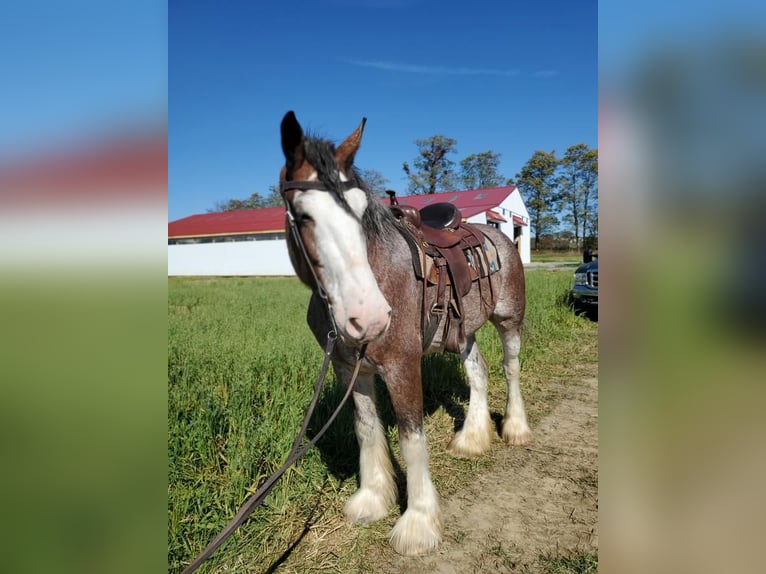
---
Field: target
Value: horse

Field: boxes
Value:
[279,111,530,555]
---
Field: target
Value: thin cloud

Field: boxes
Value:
[346,59,520,77]
[533,70,558,78]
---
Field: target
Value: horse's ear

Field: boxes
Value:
[281,111,304,173]
[336,117,367,171]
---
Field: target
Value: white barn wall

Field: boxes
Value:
[168,239,295,276]
[465,195,531,264]
[500,193,531,264]
[466,214,490,225]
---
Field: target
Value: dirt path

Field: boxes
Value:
[367,374,598,573]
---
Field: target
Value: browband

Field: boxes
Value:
[280,180,359,194]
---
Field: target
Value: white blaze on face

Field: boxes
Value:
[292,174,391,343]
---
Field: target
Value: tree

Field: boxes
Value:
[210,185,282,212]
[358,168,390,196]
[402,135,457,194]
[459,151,504,189]
[558,144,598,250]
[581,154,599,244]
[261,185,283,207]
[515,150,560,249]
[210,192,265,212]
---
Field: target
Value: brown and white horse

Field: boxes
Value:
[279,111,529,555]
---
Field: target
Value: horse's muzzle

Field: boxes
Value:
[339,305,392,344]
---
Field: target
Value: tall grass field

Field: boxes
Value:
[168,271,597,573]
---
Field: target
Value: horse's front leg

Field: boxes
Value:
[339,368,396,525]
[384,360,442,555]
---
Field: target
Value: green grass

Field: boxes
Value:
[168,270,597,573]
[538,550,598,573]
[530,250,583,263]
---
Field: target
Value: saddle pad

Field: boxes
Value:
[424,232,501,285]
[467,235,501,277]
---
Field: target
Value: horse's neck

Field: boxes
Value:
[367,224,413,289]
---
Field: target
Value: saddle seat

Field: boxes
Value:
[420,202,462,230]
[390,203,464,248]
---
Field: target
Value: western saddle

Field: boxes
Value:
[386,191,497,353]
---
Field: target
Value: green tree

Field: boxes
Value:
[358,168,390,196]
[515,150,560,249]
[210,192,265,212]
[558,144,598,249]
[261,185,283,207]
[459,151,504,189]
[402,135,458,194]
[582,158,598,244]
[210,185,282,212]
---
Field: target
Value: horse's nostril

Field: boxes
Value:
[348,317,364,334]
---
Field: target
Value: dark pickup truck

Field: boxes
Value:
[571,251,598,309]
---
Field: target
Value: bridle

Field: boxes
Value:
[279,178,361,336]
[180,178,368,574]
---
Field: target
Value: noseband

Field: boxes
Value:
[279,179,361,337]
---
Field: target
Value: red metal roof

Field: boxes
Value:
[168,186,518,238]
[393,186,514,219]
[168,206,285,238]
[512,214,528,226]
[486,209,507,223]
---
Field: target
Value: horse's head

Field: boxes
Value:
[279,111,392,345]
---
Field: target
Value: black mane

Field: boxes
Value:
[303,135,349,205]
[362,190,401,240]
[302,134,400,240]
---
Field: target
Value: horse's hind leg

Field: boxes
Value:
[494,321,532,445]
[447,335,494,457]
[342,371,397,525]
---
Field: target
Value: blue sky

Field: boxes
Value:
[0,1,166,156]
[169,0,597,221]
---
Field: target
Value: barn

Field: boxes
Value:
[168,186,530,276]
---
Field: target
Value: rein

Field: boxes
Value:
[181,180,367,573]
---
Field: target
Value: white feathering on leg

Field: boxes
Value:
[501,332,532,445]
[448,337,494,457]
[344,417,396,524]
[389,432,442,555]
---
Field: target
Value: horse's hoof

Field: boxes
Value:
[389,509,442,555]
[447,424,492,458]
[501,417,532,445]
[344,488,394,525]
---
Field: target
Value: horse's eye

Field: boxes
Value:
[298,213,314,225]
